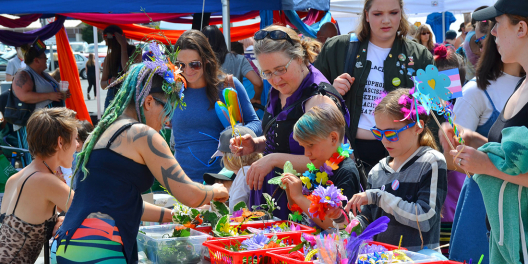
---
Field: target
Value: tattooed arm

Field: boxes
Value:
[133,125,229,208]
[12,70,63,103]
[142,202,173,223]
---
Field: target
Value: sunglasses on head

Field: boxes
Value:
[175,61,202,71]
[254,30,295,46]
[370,122,416,142]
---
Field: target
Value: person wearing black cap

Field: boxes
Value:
[206,126,262,211]
[445,2,528,263]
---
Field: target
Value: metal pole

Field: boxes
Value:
[442,12,445,44]
[93,26,102,120]
[222,0,231,51]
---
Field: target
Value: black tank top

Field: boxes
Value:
[488,77,528,143]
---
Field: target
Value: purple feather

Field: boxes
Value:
[346,216,390,264]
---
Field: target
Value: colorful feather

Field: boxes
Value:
[215,101,231,128]
[346,216,390,264]
[223,88,244,124]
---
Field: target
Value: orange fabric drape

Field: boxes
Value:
[56,27,92,124]
[83,20,260,44]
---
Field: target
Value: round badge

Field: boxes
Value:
[398,53,406,61]
[392,77,401,86]
[381,185,386,191]
[391,180,400,190]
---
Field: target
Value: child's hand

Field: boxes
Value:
[326,207,343,219]
[281,174,303,201]
[344,192,368,217]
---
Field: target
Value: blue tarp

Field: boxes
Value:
[2,0,329,14]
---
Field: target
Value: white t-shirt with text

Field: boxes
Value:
[357,42,391,130]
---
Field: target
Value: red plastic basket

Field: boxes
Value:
[203,232,303,264]
[421,262,463,264]
[195,220,315,238]
[264,241,407,264]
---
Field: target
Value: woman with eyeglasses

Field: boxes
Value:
[414,25,437,54]
[314,0,434,176]
[50,42,229,263]
[229,25,350,220]
[172,30,261,183]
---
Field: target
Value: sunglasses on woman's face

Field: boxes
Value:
[175,61,202,71]
[370,122,416,142]
[421,32,431,35]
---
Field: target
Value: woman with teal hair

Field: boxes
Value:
[51,42,229,263]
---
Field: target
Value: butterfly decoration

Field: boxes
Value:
[268,161,300,189]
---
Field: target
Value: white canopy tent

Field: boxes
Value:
[331,0,496,36]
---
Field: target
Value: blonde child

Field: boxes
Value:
[208,126,262,211]
[281,104,361,230]
[342,88,447,251]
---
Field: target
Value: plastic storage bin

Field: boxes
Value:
[137,224,211,264]
[265,241,407,264]
[203,231,303,264]
[195,220,315,238]
[358,250,438,263]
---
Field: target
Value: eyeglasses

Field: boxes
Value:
[254,30,295,46]
[175,61,202,71]
[260,58,294,80]
[421,32,431,35]
[475,35,486,49]
[370,122,416,142]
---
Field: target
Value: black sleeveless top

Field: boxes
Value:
[488,77,528,143]
[56,122,155,263]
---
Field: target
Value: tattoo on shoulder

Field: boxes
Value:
[161,164,214,207]
[132,126,172,159]
[15,71,29,88]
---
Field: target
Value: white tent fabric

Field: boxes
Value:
[330,0,497,17]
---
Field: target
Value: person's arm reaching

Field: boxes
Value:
[233,77,262,136]
[133,124,229,208]
[142,202,173,223]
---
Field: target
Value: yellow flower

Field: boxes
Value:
[300,177,312,189]
[316,172,328,185]
[219,222,231,233]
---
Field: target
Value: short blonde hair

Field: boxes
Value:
[221,152,262,172]
[27,107,80,158]
[254,25,321,65]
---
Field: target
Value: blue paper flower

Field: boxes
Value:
[303,171,316,181]
[241,232,270,250]
[164,70,175,84]
[415,65,452,106]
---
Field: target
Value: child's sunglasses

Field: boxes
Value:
[175,61,202,71]
[370,122,416,142]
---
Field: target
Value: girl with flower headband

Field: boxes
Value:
[280,104,361,230]
[51,41,229,263]
[341,88,447,252]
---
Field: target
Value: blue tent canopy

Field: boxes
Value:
[2,0,329,14]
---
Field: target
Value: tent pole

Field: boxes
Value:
[93,26,102,120]
[442,11,445,44]
[222,0,231,51]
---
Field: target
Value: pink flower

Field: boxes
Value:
[346,219,359,234]
[290,223,300,231]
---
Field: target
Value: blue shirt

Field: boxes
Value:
[426,12,456,43]
[172,77,262,182]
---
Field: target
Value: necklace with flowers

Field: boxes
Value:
[299,143,353,190]
[289,143,353,222]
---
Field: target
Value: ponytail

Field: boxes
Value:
[419,127,438,150]
[300,38,321,64]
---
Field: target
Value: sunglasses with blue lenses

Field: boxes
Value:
[370,122,416,142]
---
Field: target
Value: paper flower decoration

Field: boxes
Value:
[241,232,270,250]
[316,172,329,185]
[303,170,316,181]
[301,176,312,189]
[415,65,452,106]
[313,184,347,207]
[320,163,334,177]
